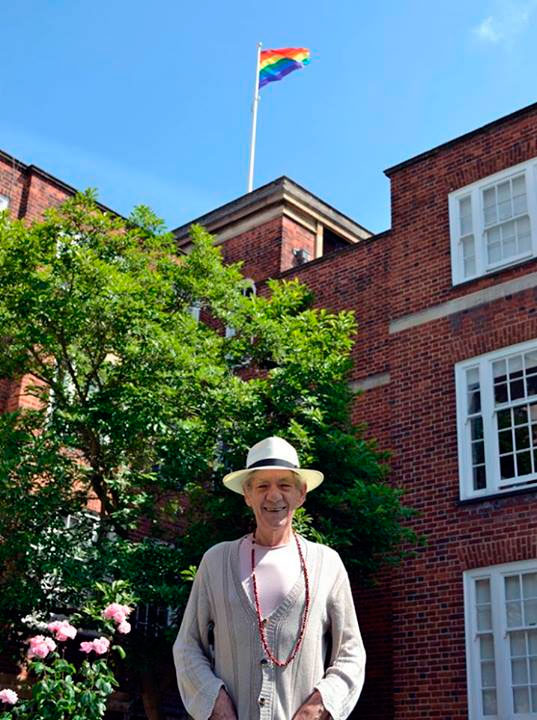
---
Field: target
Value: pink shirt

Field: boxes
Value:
[239,534,301,618]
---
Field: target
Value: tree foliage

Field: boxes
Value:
[0,192,419,672]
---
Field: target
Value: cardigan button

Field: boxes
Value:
[260,658,268,665]
[259,697,266,706]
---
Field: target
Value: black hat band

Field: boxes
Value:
[248,458,298,470]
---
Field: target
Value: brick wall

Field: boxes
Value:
[221,216,284,282]
[280,215,316,271]
[383,105,537,718]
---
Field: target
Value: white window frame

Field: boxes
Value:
[464,560,537,720]
[456,338,537,500]
[449,157,537,285]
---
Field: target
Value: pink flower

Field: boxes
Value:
[117,620,131,634]
[79,637,110,655]
[0,689,18,705]
[103,603,132,625]
[92,637,110,655]
[47,620,77,642]
[27,635,56,659]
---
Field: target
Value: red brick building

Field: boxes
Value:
[4,99,537,719]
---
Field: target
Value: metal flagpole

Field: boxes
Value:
[247,42,262,193]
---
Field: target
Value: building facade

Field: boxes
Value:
[3,100,537,719]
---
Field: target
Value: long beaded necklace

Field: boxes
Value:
[250,532,310,667]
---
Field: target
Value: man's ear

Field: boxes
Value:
[243,489,252,508]
[298,484,307,507]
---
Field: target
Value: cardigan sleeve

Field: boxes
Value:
[314,561,366,720]
[172,556,224,720]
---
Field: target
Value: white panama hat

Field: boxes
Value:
[222,436,324,495]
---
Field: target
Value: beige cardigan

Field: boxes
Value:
[173,537,366,720]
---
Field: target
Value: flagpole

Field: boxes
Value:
[247,42,262,193]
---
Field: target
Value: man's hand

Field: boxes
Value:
[210,687,238,720]
[292,690,330,719]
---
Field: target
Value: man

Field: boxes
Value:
[173,436,366,720]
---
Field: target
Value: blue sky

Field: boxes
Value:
[2,0,537,233]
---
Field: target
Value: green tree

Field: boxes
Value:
[0,193,418,718]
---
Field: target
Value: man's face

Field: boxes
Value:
[243,469,306,534]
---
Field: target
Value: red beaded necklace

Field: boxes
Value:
[250,532,310,667]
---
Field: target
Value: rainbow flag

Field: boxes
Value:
[258,47,310,89]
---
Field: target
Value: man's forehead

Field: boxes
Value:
[249,469,296,484]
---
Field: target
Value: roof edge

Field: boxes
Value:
[173,175,372,242]
[0,148,125,218]
[384,100,537,177]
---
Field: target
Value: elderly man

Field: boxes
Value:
[173,436,366,720]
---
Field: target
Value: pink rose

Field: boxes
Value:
[92,637,110,655]
[117,620,131,634]
[27,635,56,659]
[103,603,132,624]
[79,637,110,655]
[47,620,77,642]
[0,689,18,705]
[112,609,126,624]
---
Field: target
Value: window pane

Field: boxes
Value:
[473,465,487,490]
[494,359,507,379]
[529,630,537,655]
[477,579,491,603]
[512,657,529,684]
[482,689,497,716]
[509,355,524,377]
[460,196,473,235]
[488,241,502,264]
[512,175,527,213]
[523,574,537,599]
[482,660,496,687]
[515,427,530,450]
[528,376,537,397]
[525,600,537,626]
[468,390,481,414]
[464,255,476,278]
[467,367,480,388]
[510,379,525,401]
[478,606,493,630]
[501,454,515,479]
[495,382,509,404]
[472,441,485,464]
[498,408,512,429]
[511,631,527,657]
[516,451,532,476]
[507,601,523,627]
[497,180,511,219]
[507,576,522,601]
[513,686,530,713]
[499,429,514,453]
[517,216,531,253]
[514,406,528,426]
[526,352,537,375]
[471,417,484,440]
[532,686,537,713]
[530,658,537,683]
[480,634,495,660]
[483,187,496,224]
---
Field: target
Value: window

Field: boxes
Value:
[449,158,537,284]
[188,302,201,322]
[464,560,537,719]
[456,339,537,499]
[224,279,256,339]
[0,194,9,211]
[132,603,173,638]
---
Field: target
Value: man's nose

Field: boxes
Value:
[266,485,283,502]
